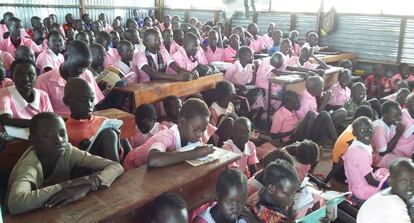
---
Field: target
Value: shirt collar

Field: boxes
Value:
[47,49,60,60]
[170,124,181,149]
[9,85,40,111]
[236,60,249,72]
[149,122,160,135]
[49,67,67,87]
[352,139,373,154]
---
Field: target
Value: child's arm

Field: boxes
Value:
[379,121,404,156]
[141,64,194,82]
[270,130,295,140]
[319,90,332,112]
[0,113,31,128]
[364,172,380,187]
[310,54,329,70]
[286,66,325,76]
[147,145,214,168]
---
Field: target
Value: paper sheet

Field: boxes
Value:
[4,126,29,140]
[186,147,228,167]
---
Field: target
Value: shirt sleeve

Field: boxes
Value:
[69,147,124,188]
[0,90,12,115]
[224,64,236,83]
[247,142,259,165]
[222,144,239,169]
[133,51,149,71]
[161,48,174,66]
[296,100,309,120]
[40,90,54,112]
[270,110,284,134]
[372,125,388,153]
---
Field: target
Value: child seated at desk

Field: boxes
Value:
[280,38,292,61]
[246,23,266,53]
[35,40,104,117]
[75,31,90,46]
[161,29,176,54]
[15,45,35,62]
[150,193,188,223]
[109,31,120,49]
[160,95,182,128]
[124,29,144,53]
[89,43,106,76]
[95,31,121,68]
[302,32,328,53]
[209,81,236,127]
[223,34,239,62]
[326,69,352,110]
[262,23,275,49]
[289,30,300,57]
[343,117,389,203]
[172,29,184,51]
[223,117,259,177]
[129,103,167,148]
[391,63,414,91]
[357,158,414,223]
[382,79,410,102]
[246,159,300,222]
[6,112,124,214]
[0,59,53,128]
[0,60,12,89]
[35,30,65,74]
[64,78,123,162]
[133,29,195,83]
[194,169,254,223]
[344,82,369,120]
[286,46,328,75]
[267,30,282,56]
[113,40,134,76]
[204,30,224,64]
[123,98,214,170]
[365,64,392,99]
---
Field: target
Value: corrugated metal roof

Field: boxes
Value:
[163,9,186,20]
[257,12,290,35]
[401,19,414,64]
[231,13,253,29]
[296,14,317,43]
[188,10,217,23]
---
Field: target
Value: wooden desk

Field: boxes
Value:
[92,108,136,139]
[310,53,357,64]
[4,150,240,223]
[113,73,224,113]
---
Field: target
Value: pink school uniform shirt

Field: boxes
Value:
[132,48,175,83]
[342,140,389,200]
[262,34,273,49]
[159,23,171,31]
[390,73,414,90]
[287,56,318,70]
[123,124,185,170]
[35,49,64,73]
[255,57,285,92]
[171,46,208,71]
[167,41,180,55]
[0,50,14,71]
[34,68,104,117]
[0,78,13,89]
[296,89,318,119]
[0,24,7,41]
[224,61,253,85]
[113,60,133,75]
[327,83,351,106]
[0,37,42,58]
[371,118,396,155]
[222,139,259,176]
[0,85,53,119]
[128,122,167,149]
[249,35,266,53]
[204,46,224,64]
[209,102,236,127]
[223,46,237,62]
[270,106,299,142]
[104,48,121,68]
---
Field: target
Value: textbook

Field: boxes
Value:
[4,126,29,140]
[86,119,123,152]
[186,147,228,167]
[95,66,135,95]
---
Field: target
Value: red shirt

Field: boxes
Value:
[365,74,391,99]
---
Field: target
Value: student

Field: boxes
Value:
[365,64,391,99]
[194,169,250,223]
[89,43,106,76]
[113,40,134,75]
[160,95,182,128]
[223,117,259,177]
[35,40,104,117]
[0,12,13,41]
[326,69,352,110]
[15,45,35,62]
[382,79,410,102]
[99,13,112,32]
[172,32,208,72]
[267,30,282,56]
[0,59,53,127]
[95,31,121,68]
[75,31,90,45]
[129,103,167,148]
[204,30,224,64]
[270,91,300,143]
[262,23,275,48]
[109,31,120,49]
[0,17,42,57]
[284,140,321,181]
[64,78,122,162]
[63,13,74,31]
[133,29,195,83]
[35,30,65,74]
[27,16,43,39]
[126,18,138,31]
[280,38,292,60]
[344,82,368,119]
[81,14,92,30]
[357,158,414,223]
[287,46,328,74]
[173,29,184,47]
[6,112,124,214]
[303,32,327,53]
[223,34,239,62]
[246,160,300,222]
[150,192,188,223]
[0,60,12,88]
[159,15,172,31]
[123,98,215,170]
[114,26,125,41]
[246,23,266,53]
[343,117,389,202]
[32,27,47,50]
[338,59,353,71]
[289,30,300,56]
[209,80,236,126]
[372,101,404,167]
[210,113,237,147]
[124,29,144,52]
[65,28,75,45]
[391,63,414,91]
[161,28,174,54]
[74,19,86,33]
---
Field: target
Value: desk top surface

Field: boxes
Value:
[268,66,343,84]
[4,149,240,223]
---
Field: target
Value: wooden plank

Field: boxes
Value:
[309,53,357,64]
[92,108,136,139]
[4,150,240,223]
[0,140,29,173]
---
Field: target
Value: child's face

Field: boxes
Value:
[384,107,402,125]
[216,118,234,142]
[127,31,140,45]
[152,207,188,223]
[267,24,275,35]
[162,30,173,45]
[269,179,299,208]
[66,85,95,118]
[299,48,310,63]
[166,99,182,121]
[308,33,318,46]
[339,71,351,88]
[120,44,134,61]
[137,117,156,134]
[391,168,414,202]
[75,20,85,31]
[32,20,42,29]
[208,32,218,48]
[290,31,299,43]
[172,22,180,30]
[13,63,36,94]
[401,66,410,79]
[397,90,409,106]
[217,186,247,221]
[9,21,22,39]
[272,32,282,45]
[354,121,374,145]
[65,29,75,41]
[231,120,251,146]
[183,38,199,57]
[164,16,171,27]
[48,34,65,54]
[110,32,120,48]
[31,117,68,159]
[281,41,291,55]
[179,115,209,143]
[239,50,253,65]
[351,85,366,103]
[229,35,240,50]
[173,31,184,46]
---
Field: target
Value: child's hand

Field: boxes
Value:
[45,184,92,208]
[396,121,405,135]
[61,174,103,190]
[192,145,215,158]
[191,70,200,79]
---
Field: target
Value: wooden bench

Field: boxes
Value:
[112,73,224,113]
[4,150,240,223]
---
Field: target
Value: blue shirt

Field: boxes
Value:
[268,45,280,56]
